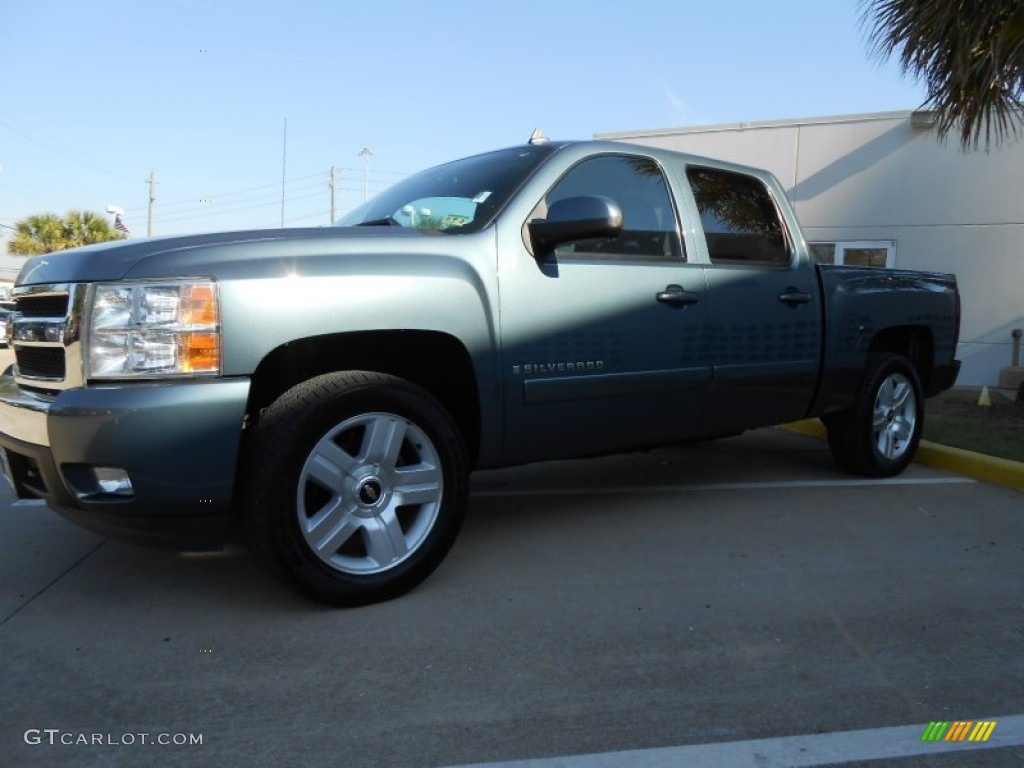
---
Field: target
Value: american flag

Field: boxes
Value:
[114,214,130,234]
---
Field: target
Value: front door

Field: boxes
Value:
[497,153,711,464]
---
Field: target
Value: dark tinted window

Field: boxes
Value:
[686,166,790,266]
[540,155,683,261]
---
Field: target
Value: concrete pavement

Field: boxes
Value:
[2,427,1022,767]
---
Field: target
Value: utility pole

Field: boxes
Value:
[146,171,157,236]
[329,166,337,223]
[359,147,373,201]
[280,118,288,228]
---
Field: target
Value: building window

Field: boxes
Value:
[809,240,895,268]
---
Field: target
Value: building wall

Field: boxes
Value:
[598,112,1024,386]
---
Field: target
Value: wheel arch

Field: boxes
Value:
[868,325,935,395]
[243,330,481,465]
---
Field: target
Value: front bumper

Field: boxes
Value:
[0,373,250,549]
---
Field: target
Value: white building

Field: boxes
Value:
[598,111,1023,387]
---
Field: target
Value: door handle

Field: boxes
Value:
[656,285,700,305]
[778,290,812,306]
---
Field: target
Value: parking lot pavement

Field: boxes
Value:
[0,348,13,378]
[1,427,1022,767]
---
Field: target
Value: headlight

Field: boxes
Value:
[86,280,221,378]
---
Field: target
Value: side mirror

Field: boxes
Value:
[528,195,623,255]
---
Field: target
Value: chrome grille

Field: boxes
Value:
[11,284,85,390]
[15,347,66,379]
[17,294,70,318]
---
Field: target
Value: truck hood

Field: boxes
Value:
[15,226,431,286]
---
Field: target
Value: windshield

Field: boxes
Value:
[336,144,558,233]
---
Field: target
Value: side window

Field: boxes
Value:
[539,155,683,261]
[686,166,790,266]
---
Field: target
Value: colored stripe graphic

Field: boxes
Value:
[945,721,972,741]
[921,722,949,741]
[921,720,997,742]
[969,721,998,742]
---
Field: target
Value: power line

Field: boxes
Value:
[0,181,59,207]
[286,209,333,225]
[163,185,324,216]
[157,190,324,224]
[127,180,325,219]
[333,165,410,177]
[0,112,139,184]
[123,174,324,214]
[138,178,383,228]
[118,157,404,230]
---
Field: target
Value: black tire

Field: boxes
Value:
[824,353,924,477]
[241,371,468,606]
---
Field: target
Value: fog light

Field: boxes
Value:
[92,467,134,497]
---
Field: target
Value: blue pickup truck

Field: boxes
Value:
[0,138,960,605]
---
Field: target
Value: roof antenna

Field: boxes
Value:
[528,127,548,145]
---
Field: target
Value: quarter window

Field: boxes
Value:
[537,155,683,261]
[686,166,790,266]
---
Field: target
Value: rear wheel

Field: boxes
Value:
[242,371,468,605]
[824,353,923,477]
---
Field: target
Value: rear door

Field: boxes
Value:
[683,165,821,432]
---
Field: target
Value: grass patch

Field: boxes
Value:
[923,387,1024,463]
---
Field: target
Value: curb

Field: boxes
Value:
[783,419,1024,492]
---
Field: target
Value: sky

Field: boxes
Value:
[0,0,927,247]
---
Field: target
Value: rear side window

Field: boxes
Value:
[686,166,790,266]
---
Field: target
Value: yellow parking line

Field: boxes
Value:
[783,420,1024,492]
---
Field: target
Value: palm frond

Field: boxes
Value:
[862,0,1024,148]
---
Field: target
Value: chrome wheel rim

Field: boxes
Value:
[872,373,917,460]
[296,412,443,575]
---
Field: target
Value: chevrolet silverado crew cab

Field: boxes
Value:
[0,138,960,605]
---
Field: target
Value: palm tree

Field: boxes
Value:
[63,210,121,249]
[8,210,126,255]
[863,0,1024,148]
[8,214,67,256]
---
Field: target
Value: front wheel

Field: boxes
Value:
[241,371,468,606]
[824,353,924,477]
